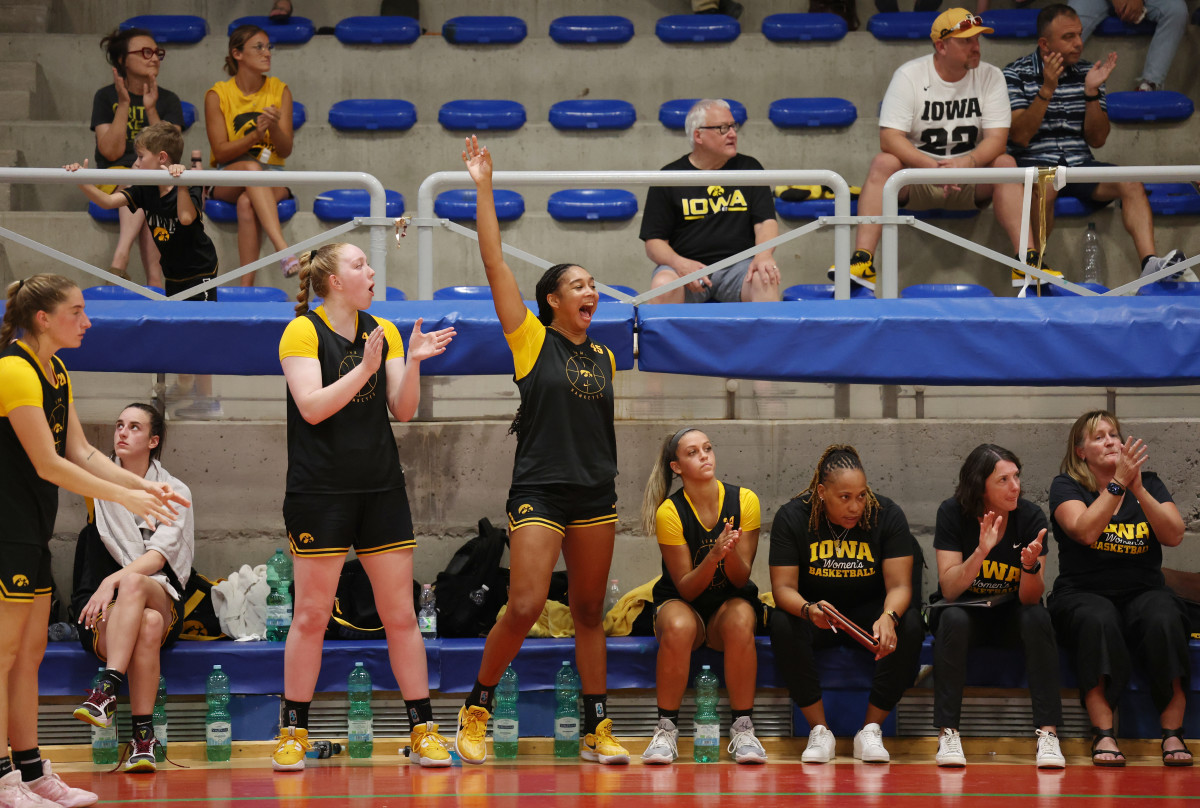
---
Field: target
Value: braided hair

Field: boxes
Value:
[799,444,880,535]
[293,244,344,317]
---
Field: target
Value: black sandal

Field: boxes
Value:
[1091,727,1125,768]
[1161,728,1194,767]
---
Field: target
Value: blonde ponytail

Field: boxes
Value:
[293,244,344,317]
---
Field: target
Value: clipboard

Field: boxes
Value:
[819,602,879,651]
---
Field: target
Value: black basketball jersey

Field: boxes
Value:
[283,310,405,494]
[652,483,760,615]
[0,341,70,545]
[507,311,617,488]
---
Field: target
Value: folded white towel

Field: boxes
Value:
[212,564,269,639]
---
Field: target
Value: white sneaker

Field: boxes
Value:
[935,728,967,768]
[801,724,835,763]
[641,718,678,764]
[25,761,98,807]
[1140,249,1187,284]
[1035,729,1066,769]
[173,397,224,420]
[0,771,60,808]
[727,716,767,764]
[853,723,890,763]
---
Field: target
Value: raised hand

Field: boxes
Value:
[1114,436,1147,489]
[112,67,130,105]
[462,135,493,185]
[406,318,456,362]
[143,75,159,109]
[977,509,1006,554]
[64,158,89,172]
[1020,528,1046,571]
[120,487,177,530]
[360,325,386,376]
[166,163,185,178]
[1042,51,1065,95]
[1086,52,1118,93]
[708,522,740,562]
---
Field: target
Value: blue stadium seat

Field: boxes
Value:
[83,285,165,300]
[655,14,740,43]
[1055,196,1100,217]
[227,16,315,44]
[434,189,525,221]
[1146,183,1200,215]
[216,286,289,302]
[980,8,1039,38]
[659,98,747,130]
[386,287,407,301]
[438,100,526,131]
[204,197,296,224]
[292,100,307,129]
[1096,14,1156,35]
[328,99,417,131]
[313,189,405,222]
[902,283,993,298]
[121,15,207,44]
[599,284,637,301]
[548,100,636,131]
[762,13,847,42]
[1042,281,1109,297]
[776,198,856,220]
[1137,281,1200,296]
[868,12,939,40]
[434,285,493,300]
[769,97,857,128]
[335,16,421,44]
[88,202,119,223]
[784,283,874,300]
[181,100,196,131]
[547,189,638,222]
[443,16,527,44]
[549,16,634,44]
[1105,91,1193,122]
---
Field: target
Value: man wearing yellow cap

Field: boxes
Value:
[839,8,1058,290]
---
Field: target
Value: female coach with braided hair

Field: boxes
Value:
[454,136,630,766]
[271,243,456,772]
[768,444,922,765]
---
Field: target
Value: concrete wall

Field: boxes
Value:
[49,417,1200,607]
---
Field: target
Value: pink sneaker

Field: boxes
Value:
[25,761,98,808]
[0,771,58,808]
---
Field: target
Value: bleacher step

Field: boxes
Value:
[0,1,48,34]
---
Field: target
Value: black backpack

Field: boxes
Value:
[434,518,509,638]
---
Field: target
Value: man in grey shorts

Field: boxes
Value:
[639,99,781,304]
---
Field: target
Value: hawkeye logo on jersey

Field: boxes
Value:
[299,533,314,544]
[682,186,749,220]
[921,98,982,122]
[565,354,607,399]
[153,226,170,242]
[12,575,29,588]
[518,504,533,515]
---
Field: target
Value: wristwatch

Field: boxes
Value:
[1106,480,1125,497]
[1022,560,1042,574]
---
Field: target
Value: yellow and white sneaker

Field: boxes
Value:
[455,705,491,765]
[272,726,311,772]
[1012,250,1064,287]
[582,718,630,765]
[828,249,876,289]
[410,722,453,768]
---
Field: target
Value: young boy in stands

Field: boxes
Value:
[67,122,224,419]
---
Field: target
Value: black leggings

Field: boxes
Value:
[931,600,1063,729]
[1048,586,1190,714]
[770,600,923,713]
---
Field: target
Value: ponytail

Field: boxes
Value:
[639,427,701,537]
[2,274,78,347]
[293,245,342,316]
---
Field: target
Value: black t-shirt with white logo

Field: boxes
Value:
[122,184,218,285]
[933,497,1048,600]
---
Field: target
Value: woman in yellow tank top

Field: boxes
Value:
[204,24,298,284]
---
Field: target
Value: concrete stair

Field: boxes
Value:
[0,0,47,34]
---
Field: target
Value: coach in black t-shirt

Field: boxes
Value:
[639,99,780,303]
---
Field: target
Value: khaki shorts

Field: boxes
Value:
[903,183,982,211]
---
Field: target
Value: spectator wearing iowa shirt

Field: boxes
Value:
[843,9,1054,291]
[930,444,1064,770]
[1048,410,1191,767]
[640,99,780,304]
[768,445,923,765]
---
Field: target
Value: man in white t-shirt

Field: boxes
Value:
[841,8,1060,289]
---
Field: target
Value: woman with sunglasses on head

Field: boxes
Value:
[272,243,455,772]
[769,444,923,765]
[1048,410,1191,768]
[454,136,630,766]
[639,428,767,765]
[91,27,183,286]
[205,24,297,284]
[930,444,1064,770]
[0,275,184,808]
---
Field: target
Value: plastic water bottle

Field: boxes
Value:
[205,665,232,762]
[605,579,621,615]
[265,548,293,642]
[468,584,490,607]
[554,661,581,758]
[305,740,343,759]
[152,675,168,762]
[418,584,437,640]
[89,668,119,765]
[693,665,720,763]
[347,662,374,759]
[1083,222,1104,284]
[492,665,520,760]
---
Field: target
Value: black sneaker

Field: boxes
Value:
[74,687,116,728]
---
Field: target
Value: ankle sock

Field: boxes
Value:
[583,694,608,735]
[656,707,679,724]
[132,714,154,742]
[732,708,753,722]
[406,697,433,727]
[467,679,496,711]
[12,748,41,783]
[0,756,12,777]
[99,669,125,696]
[1141,255,1153,270]
[283,699,310,730]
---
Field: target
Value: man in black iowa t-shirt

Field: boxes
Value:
[640,99,781,304]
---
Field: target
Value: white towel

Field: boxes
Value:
[211,564,270,640]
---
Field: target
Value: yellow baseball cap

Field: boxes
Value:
[931,8,993,41]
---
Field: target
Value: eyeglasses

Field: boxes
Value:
[128,47,166,61]
[697,122,738,135]
[245,42,275,53]
[938,14,984,40]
